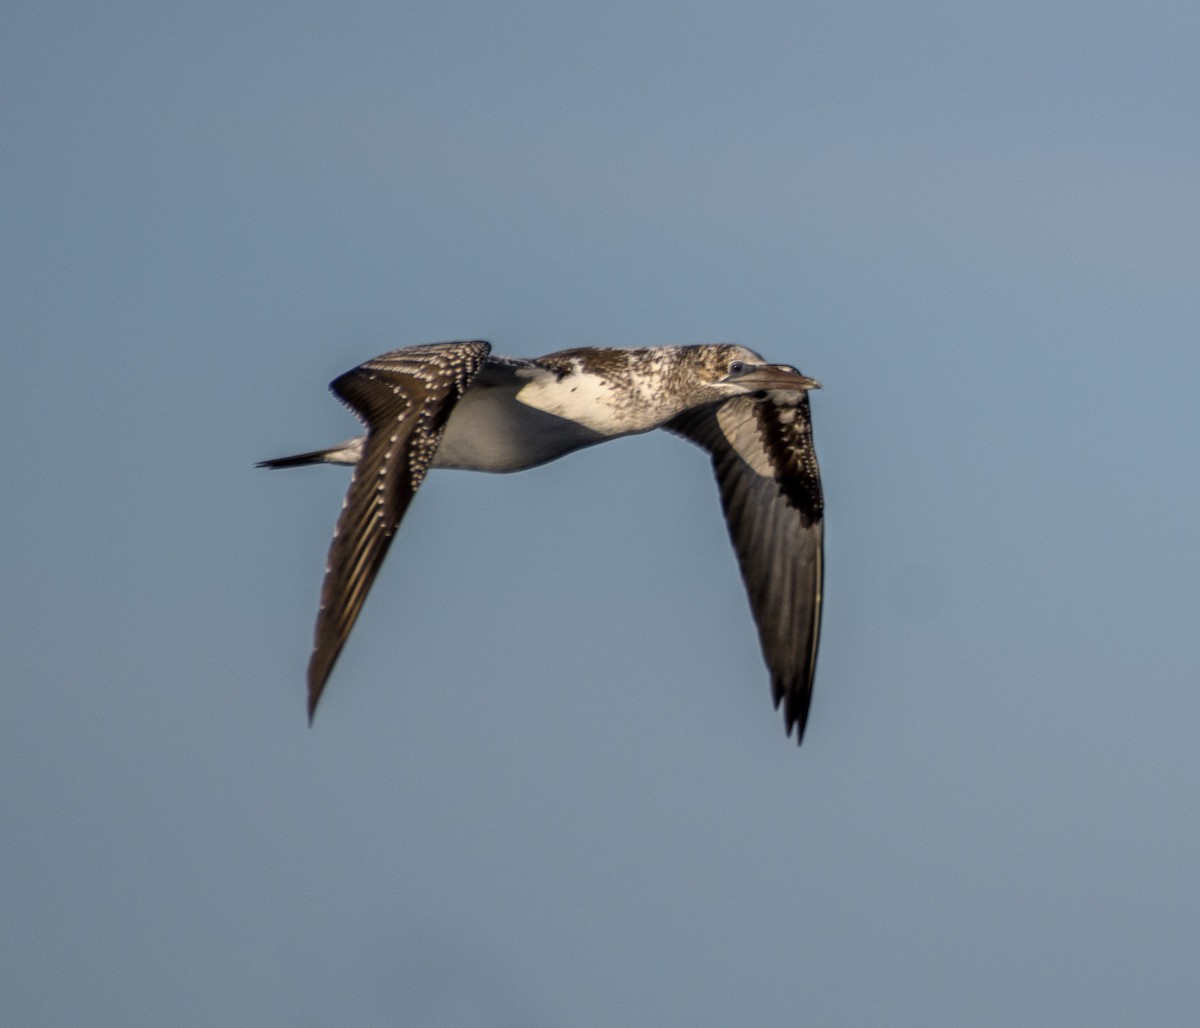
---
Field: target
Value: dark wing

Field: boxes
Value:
[667,394,824,743]
[307,341,491,719]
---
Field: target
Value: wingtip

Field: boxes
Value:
[306,659,327,725]
[773,680,811,746]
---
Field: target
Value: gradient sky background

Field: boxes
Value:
[4,1,1199,1024]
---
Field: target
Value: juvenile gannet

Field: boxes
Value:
[260,341,824,742]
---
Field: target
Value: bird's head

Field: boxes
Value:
[696,344,821,401]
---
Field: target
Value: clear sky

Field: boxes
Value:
[3,1,1199,1024]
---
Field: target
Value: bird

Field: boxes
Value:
[259,340,824,742]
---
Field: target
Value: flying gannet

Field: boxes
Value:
[260,341,824,742]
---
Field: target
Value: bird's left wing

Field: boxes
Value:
[307,341,491,719]
[667,393,824,743]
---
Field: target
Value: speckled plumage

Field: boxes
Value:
[260,339,825,743]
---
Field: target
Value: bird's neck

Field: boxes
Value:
[516,351,702,436]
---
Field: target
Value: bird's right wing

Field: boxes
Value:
[667,393,824,743]
[308,341,491,719]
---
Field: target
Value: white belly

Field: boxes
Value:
[433,379,609,472]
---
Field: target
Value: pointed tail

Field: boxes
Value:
[256,437,365,469]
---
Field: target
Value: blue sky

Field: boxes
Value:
[4,1,1199,1024]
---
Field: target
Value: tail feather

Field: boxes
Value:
[257,449,335,469]
[257,436,364,469]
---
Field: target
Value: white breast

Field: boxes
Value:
[514,362,686,436]
[513,368,625,433]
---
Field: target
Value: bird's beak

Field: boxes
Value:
[734,364,822,392]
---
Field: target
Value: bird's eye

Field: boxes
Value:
[727,360,746,375]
